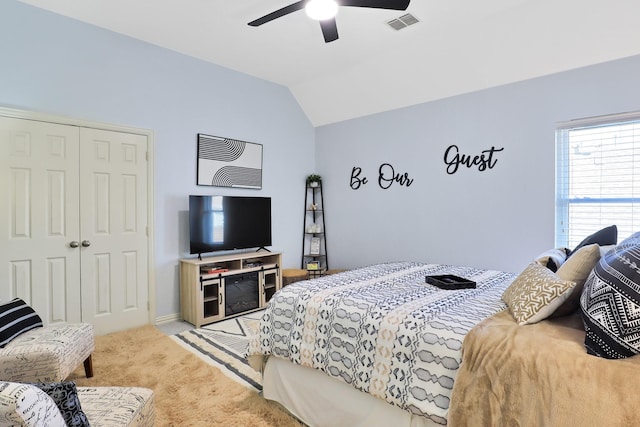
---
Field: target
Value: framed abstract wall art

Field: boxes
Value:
[197,133,263,189]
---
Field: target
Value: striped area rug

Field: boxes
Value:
[171,310,264,392]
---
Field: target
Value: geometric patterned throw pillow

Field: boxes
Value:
[502,262,576,325]
[580,240,640,359]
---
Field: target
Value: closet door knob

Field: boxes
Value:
[81,240,91,247]
[69,241,79,248]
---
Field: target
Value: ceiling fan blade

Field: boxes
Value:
[320,19,339,43]
[248,1,306,27]
[340,0,410,10]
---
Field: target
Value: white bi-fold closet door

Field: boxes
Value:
[0,114,150,335]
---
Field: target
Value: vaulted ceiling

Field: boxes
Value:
[18,0,640,126]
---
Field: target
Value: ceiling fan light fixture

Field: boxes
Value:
[305,0,339,21]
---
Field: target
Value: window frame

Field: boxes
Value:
[555,111,640,248]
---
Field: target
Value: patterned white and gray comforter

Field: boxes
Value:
[247,262,517,425]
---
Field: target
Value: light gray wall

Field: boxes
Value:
[4,1,640,320]
[0,1,315,319]
[316,55,640,273]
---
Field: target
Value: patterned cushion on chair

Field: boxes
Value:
[581,232,640,358]
[0,381,66,427]
[0,382,155,427]
[0,323,94,383]
[78,386,155,427]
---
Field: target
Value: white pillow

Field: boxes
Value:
[534,247,569,272]
[599,244,616,257]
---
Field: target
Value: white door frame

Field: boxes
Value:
[0,106,156,327]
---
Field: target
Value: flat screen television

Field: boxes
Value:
[189,195,272,255]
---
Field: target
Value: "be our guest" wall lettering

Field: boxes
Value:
[350,163,414,190]
[443,145,504,175]
[349,145,504,190]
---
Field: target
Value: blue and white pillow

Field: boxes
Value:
[0,298,43,348]
[580,232,640,358]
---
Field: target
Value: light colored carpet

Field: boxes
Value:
[68,323,303,427]
[172,310,263,392]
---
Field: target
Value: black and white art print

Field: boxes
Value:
[197,134,263,189]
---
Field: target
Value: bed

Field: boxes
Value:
[248,227,640,426]
[448,310,640,427]
[247,262,518,426]
[448,231,640,427]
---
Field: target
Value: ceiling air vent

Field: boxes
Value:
[387,13,419,31]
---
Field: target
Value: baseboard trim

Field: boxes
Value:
[155,313,181,325]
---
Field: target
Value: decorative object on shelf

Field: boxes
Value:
[307,261,320,270]
[310,237,321,255]
[306,223,322,233]
[306,174,322,187]
[197,133,263,189]
[201,266,229,274]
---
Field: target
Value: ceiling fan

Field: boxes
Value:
[248,0,411,43]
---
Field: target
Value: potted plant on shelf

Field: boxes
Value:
[306,174,322,187]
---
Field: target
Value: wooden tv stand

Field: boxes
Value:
[179,251,282,327]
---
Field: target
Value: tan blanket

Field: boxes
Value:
[449,310,640,427]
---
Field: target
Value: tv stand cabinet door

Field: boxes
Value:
[180,260,224,328]
[201,277,224,325]
[260,268,280,306]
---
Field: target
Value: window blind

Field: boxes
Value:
[556,112,640,248]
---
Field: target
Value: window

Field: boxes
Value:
[556,112,640,248]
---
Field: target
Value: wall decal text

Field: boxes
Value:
[443,145,504,174]
[350,163,414,190]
